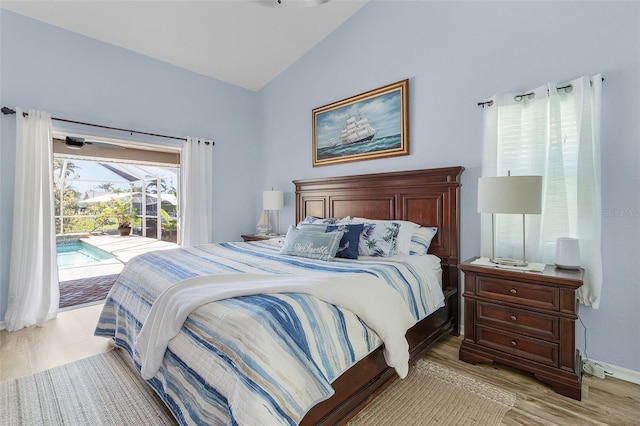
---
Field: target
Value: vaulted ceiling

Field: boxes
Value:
[1,0,368,91]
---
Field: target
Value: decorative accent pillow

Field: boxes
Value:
[351,218,419,255]
[326,223,364,259]
[358,222,400,257]
[280,225,344,261]
[296,223,328,233]
[410,227,438,255]
[298,216,338,225]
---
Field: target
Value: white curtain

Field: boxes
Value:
[180,136,214,246]
[481,74,602,308]
[5,109,59,331]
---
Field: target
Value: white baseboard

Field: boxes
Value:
[584,357,640,385]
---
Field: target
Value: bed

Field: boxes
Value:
[95,166,463,425]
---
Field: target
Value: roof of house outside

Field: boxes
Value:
[80,192,177,206]
[98,162,177,183]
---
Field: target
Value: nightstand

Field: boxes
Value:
[459,257,584,400]
[241,234,283,242]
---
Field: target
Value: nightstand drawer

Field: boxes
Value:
[476,325,558,367]
[460,258,583,400]
[477,302,559,340]
[477,276,559,311]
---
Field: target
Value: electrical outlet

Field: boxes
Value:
[583,360,606,379]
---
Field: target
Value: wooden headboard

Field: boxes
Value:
[293,166,464,291]
[294,166,464,425]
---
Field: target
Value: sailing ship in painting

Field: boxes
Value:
[340,114,377,145]
[314,84,405,164]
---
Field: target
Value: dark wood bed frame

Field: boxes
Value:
[294,166,464,425]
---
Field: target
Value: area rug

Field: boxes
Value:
[0,350,175,426]
[59,274,119,309]
[347,359,516,426]
[0,352,515,426]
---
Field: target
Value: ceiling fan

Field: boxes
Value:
[253,0,331,7]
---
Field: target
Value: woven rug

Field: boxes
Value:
[0,350,175,426]
[0,352,515,425]
[348,359,516,426]
[59,274,119,309]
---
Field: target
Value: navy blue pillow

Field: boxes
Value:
[326,223,364,259]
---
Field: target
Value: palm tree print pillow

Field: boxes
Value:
[358,222,400,257]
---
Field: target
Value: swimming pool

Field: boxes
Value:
[56,242,115,269]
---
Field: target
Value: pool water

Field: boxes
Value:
[56,242,115,269]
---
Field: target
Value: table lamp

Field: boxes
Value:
[262,189,283,235]
[478,172,542,267]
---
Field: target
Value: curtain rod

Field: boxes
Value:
[1,106,214,146]
[477,77,605,108]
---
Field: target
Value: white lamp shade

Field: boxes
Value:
[478,175,543,214]
[263,190,283,210]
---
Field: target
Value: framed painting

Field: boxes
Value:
[312,79,409,167]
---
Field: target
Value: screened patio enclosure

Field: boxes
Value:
[55,159,179,242]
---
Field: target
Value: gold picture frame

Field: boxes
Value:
[312,79,409,167]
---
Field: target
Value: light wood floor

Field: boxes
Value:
[423,337,640,425]
[0,304,113,382]
[1,305,638,425]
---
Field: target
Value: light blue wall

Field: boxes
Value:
[1,2,638,374]
[259,1,640,372]
[0,10,262,319]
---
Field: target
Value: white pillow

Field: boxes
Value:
[410,227,438,255]
[352,217,420,255]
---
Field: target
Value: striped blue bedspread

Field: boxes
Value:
[95,241,444,425]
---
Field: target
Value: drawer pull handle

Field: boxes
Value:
[511,340,517,347]
[510,288,517,295]
[510,315,517,321]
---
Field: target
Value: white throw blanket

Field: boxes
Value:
[135,273,417,380]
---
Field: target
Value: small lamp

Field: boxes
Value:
[478,172,542,267]
[262,189,283,235]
